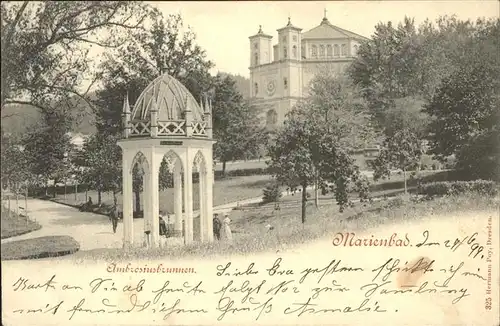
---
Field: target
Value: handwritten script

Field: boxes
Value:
[4,229,494,324]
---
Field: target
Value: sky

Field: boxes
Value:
[150,1,499,78]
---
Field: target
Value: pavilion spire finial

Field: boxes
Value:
[258,25,263,34]
[287,16,291,26]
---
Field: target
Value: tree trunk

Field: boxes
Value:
[15,189,19,216]
[64,183,67,200]
[135,190,141,214]
[85,189,88,202]
[301,184,307,224]
[314,177,319,209]
[403,167,407,195]
[74,183,78,201]
[98,190,102,206]
[222,161,227,176]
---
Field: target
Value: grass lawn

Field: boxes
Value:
[1,235,80,260]
[1,208,42,239]
[71,189,497,262]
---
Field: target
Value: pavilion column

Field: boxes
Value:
[174,168,183,236]
[148,151,160,248]
[143,171,151,247]
[198,168,206,242]
[122,154,134,248]
[205,154,214,242]
[183,152,194,244]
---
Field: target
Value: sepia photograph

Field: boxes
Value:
[1,1,499,325]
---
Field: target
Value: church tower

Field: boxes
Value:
[249,26,272,98]
[276,17,302,99]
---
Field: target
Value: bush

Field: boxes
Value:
[417,180,498,197]
[262,183,282,203]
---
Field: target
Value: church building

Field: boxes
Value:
[249,12,368,126]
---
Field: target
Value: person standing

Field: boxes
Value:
[109,205,118,233]
[221,213,232,241]
[213,213,222,240]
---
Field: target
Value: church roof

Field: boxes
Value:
[130,73,203,121]
[302,17,368,40]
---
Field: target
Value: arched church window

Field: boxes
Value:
[353,44,359,55]
[311,45,318,58]
[327,45,333,57]
[301,46,306,59]
[266,109,278,126]
[284,77,288,89]
[254,52,259,65]
[254,83,258,96]
[319,45,325,57]
[333,44,339,57]
[283,47,287,59]
[292,45,297,58]
[341,44,347,56]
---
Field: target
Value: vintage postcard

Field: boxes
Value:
[1,1,499,325]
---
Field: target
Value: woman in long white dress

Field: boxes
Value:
[221,213,232,241]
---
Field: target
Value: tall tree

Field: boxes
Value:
[75,133,122,206]
[22,107,74,197]
[212,73,265,174]
[267,72,372,223]
[424,18,500,180]
[1,1,150,116]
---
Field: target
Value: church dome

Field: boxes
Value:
[131,73,203,121]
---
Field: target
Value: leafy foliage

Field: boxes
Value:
[267,72,373,222]
[424,18,500,180]
[262,183,282,204]
[212,74,265,173]
[1,1,149,116]
[417,180,498,198]
[75,133,122,204]
[22,107,74,195]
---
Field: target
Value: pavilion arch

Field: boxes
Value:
[162,149,184,173]
[193,150,207,173]
[130,151,149,175]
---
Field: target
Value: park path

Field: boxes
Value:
[0,191,275,250]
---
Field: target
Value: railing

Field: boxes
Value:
[158,120,186,135]
[128,120,208,138]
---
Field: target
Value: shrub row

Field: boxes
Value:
[417,180,498,197]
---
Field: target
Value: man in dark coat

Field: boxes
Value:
[109,205,118,233]
[213,213,222,240]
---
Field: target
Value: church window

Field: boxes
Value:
[254,52,259,65]
[293,35,297,41]
[327,45,333,57]
[353,44,359,55]
[266,110,278,126]
[341,44,347,56]
[254,83,258,96]
[254,43,258,49]
[333,44,339,57]
[301,46,306,59]
[292,45,297,58]
[311,45,318,58]
[284,77,288,89]
[282,35,287,42]
[319,45,325,57]
[283,47,287,59]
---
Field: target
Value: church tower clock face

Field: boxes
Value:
[266,80,276,96]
